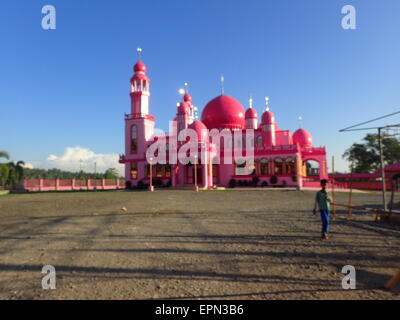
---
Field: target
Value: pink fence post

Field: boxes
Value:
[55,178,60,191]
[87,178,91,190]
[39,178,43,192]
[102,178,105,190]
[116,178,119,189]
[72,178,75,190]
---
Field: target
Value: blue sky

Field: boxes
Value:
[1,0,400,172]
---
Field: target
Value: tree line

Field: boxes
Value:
[0,150,122,190]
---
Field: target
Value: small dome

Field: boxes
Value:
[188,120,208,141]
[134,61,146,73]
[177,102,190,115]
[293,128,312,147]
[245,107,258,119]
[261,110,275,124]
[201,95,245,130]
[184,93,192,102]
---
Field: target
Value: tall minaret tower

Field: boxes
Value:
[124,49,155,186]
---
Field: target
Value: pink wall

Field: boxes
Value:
[23,179,124,192]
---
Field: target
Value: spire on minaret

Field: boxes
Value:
[184,82,189,93]
[249,95,253,108]
[298,116,303,128]
[136,47,142,60]
[220,75,225,95]
[265,96,270,111]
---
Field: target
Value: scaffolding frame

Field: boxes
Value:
[339,111,400,211]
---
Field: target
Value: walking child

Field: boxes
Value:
[313,179,332,240]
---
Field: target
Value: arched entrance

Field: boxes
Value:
[304,160,320,177]
[185,163,203,185]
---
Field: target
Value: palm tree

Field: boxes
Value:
[7,161,25,188]
[0,151,10,187]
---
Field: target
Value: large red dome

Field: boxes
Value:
[293,128,312,147]
[201,95,245,130]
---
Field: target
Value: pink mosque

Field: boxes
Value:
[119,56,328,189]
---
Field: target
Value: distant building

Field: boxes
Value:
[119,57,328,189]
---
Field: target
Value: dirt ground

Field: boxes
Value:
[0,189,399,300]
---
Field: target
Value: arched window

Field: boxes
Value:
[274,158,283,175]
[165,165,172,178]
[286,157,296,175]
[156,164,163,177]
[235,160,246,175]
[136,80,142,91]
[131,125,137,154]
[260,158,269,175]
[257,136,263,148]
[130,162,138,180]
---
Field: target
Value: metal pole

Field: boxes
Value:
[332,156,336,218]
[378,128,387,211]
[149,161,154,192]
[194,157,198,191]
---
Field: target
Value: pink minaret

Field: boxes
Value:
[245,96,258,130]
[261,97,276,146]
[130,49,150,116]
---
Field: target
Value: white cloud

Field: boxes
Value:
[22,162,35,169]
[33,146,124,175]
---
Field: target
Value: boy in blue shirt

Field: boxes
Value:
[313,179,332,240]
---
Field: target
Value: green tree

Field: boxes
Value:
[0,151,10,159]
[104,168,118,179]
[343,133,400,173]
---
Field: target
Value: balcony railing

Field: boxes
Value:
[125,113,155,121]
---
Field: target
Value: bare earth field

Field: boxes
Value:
[0,189,399,300]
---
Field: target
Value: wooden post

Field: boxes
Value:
[348,165,354,219]
[332,156,336,218]
[389,180,394,220]
[378,128,388,211]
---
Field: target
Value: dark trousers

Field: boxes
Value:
[320,210,330,233]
